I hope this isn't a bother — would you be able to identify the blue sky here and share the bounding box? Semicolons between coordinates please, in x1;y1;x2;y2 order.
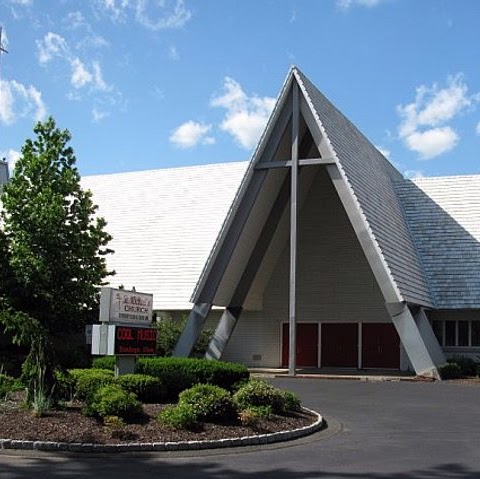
0;0;479;179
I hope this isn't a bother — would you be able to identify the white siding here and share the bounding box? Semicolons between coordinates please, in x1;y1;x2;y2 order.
223;167;390;367
296;70;433;307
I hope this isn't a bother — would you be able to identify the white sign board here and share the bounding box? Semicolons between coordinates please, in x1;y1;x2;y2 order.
99;287;153;325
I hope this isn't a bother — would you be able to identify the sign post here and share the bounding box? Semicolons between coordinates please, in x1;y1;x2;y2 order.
91;288;157;376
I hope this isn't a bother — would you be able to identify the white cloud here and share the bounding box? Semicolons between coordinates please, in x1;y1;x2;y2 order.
71;58;93;88
337;0;386;11
37;33;111;92
0;79;46;125
95;0;192;30
8;0;32;4
476;121;480;135
403;127;459;159
170;121;214;149
135;0;191;30
92;108;109;122
0;149;21;175
36;32;69;65
211;77;276;150
66;11;86;29
397;74;478;159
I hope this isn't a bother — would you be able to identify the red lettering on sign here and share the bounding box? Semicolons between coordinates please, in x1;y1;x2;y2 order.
117;327;134;340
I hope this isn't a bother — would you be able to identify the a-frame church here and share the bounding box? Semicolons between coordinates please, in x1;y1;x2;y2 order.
82;67;480;378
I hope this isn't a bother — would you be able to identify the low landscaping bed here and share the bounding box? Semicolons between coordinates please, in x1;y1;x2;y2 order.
0;358;318;447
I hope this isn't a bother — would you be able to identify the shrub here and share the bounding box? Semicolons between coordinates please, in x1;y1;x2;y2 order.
439;362;462;380
92;356;115;371
448;356;478;377
85;384;142;420
155;317;213;357
178;384;238;423
69;368;114;400
279;389;302;413
136;357;249;401
238;405;273;426
233;379;286;414
114;374;163;403
158;403;198;430
477;363;480;378
0;373;16;400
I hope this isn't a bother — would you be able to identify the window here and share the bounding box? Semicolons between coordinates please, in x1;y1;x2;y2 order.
458;321;469;346
432;319;480;347
472;321;480;347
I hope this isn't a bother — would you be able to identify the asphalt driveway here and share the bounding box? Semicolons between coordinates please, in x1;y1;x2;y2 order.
1;378;479;479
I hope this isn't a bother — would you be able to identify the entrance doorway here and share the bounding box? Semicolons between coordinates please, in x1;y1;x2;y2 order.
362;323;400;369
282;323;319;367
321;323;358;367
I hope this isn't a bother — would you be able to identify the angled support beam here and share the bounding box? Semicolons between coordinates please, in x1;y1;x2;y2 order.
193;99;293;305
386;302;441;379
205;307;242;360
205;175;291;360
413;307;446;367
173;303;211;357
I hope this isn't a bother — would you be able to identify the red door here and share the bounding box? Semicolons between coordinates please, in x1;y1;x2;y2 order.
282;323;319;367
362;323;400;369
321;323;358;368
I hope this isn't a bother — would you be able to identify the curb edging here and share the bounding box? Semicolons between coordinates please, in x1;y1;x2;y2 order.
0;407;323;454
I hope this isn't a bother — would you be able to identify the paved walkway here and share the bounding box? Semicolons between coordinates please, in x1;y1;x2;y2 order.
1;379;480;478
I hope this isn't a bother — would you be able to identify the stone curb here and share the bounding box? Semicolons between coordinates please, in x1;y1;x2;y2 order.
0;407;323;454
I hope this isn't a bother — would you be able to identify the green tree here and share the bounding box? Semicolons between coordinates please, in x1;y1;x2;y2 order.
0;117;114;403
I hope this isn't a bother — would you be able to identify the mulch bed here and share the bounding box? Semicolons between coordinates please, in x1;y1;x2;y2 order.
0;396;315;445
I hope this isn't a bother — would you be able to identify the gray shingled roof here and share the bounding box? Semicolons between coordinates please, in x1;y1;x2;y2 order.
295;69;434;307
395;175;480;309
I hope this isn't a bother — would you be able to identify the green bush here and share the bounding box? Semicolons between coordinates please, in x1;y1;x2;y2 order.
0;373;16;399
178;384;238;423
92;356;115;371
238;405;273;425
477;363;480;378
233;379;300;414
155;317;213;357
447;356;478;377
158;403;198;430
69;368;114;400
84;384;142;419
114;374;163;403
439;362;462;380
279;389;302;412
136;357;249;401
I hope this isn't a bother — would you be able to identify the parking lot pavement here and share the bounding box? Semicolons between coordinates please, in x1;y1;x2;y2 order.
1;379;480;479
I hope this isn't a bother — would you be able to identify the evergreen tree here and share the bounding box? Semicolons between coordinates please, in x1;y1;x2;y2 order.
0;117;114;403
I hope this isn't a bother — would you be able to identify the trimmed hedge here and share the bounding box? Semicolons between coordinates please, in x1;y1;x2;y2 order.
84;384;142;420
178;384;238;423
439;363;462;380
92;356;115;371
447;356;478;377
136;357;249;400
68;368;114;400
114;374;163;403
233;379;301;414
